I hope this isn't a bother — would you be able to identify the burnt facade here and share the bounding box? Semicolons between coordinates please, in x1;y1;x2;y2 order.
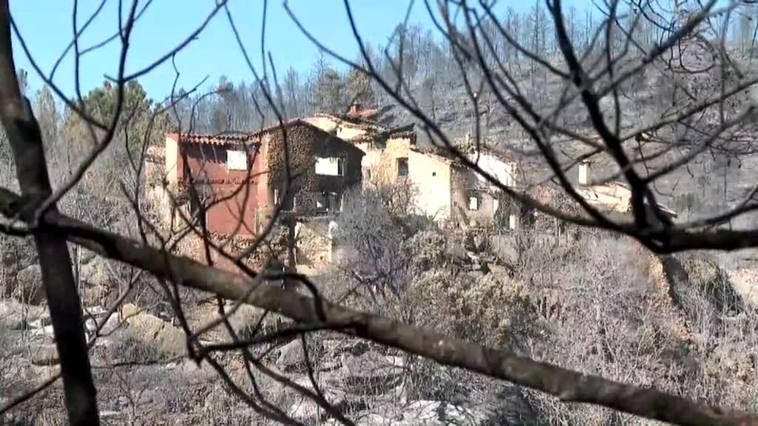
164;133;265;236
261;121;365;219
162;121;364;237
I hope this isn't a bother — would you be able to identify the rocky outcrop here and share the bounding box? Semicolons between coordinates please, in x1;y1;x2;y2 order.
276;339;306;371
339;351;405;395
120;303;185;357
0;299;47;330
29;344;59;366
727;267;758;307
657;254;745;316
77;256;111;288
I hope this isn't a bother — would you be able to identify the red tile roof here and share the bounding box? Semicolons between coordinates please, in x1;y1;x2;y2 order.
169;116;404;146
168;119;330;147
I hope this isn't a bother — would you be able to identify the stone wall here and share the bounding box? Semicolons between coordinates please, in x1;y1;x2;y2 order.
263;123;364;219
294;218;334;270
451;164;499;227
363;138;412;187
144;146;175;228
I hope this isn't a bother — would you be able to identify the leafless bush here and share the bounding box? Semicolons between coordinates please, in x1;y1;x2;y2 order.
335;183;427;307
509;231;758;423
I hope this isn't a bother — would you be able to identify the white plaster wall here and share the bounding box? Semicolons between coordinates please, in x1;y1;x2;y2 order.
408;150;452;221
165;136;179;185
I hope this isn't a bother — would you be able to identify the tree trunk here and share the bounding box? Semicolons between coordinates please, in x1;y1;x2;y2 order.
0;2;99;424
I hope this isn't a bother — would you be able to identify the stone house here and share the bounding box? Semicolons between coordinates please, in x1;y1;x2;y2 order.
304;107;520;228
303;108;416;186
451;151;518;228
574;161;678;221
162;132;264;236
393;145;519;227
156;120;364;237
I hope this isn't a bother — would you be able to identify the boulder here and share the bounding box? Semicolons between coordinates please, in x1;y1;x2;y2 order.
120;303;185;357
288;398;321;422
396;400;485;425
0;299;47;330
14;264;44;305
340;351;405;395
77;256;110;287
276;339;306;371
84;310;121;338
30;344;59;366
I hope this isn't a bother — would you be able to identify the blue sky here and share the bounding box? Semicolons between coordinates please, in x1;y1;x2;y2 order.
10;0;576;101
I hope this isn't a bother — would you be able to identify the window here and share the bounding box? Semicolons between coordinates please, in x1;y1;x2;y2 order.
226;150;247;170
397;157;409;177
468;195;479;211
509;214;519;230
315;157;345;176
317;193;328;210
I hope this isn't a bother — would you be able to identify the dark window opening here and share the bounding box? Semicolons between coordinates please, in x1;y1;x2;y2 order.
397;157;409;177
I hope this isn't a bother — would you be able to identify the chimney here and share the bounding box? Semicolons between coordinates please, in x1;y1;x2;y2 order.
349;102;362;116
578;161;591;186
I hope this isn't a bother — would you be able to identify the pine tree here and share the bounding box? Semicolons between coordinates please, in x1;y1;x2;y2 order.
345;68;375;108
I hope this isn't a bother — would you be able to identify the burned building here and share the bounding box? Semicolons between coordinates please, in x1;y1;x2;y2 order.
303;109;416;186
304;108;520;228
260;120;365;218
392;145;519;228
573;160;678;222
162;132;264;236
158;120;364;237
